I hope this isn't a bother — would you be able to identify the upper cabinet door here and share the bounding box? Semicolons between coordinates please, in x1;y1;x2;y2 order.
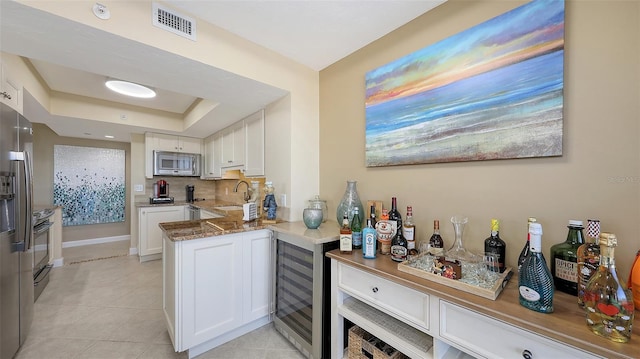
221;121;245;168
244;110;265;177
0;61;23;113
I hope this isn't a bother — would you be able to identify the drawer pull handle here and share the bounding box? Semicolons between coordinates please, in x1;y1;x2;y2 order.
522;349;533;359
372;287;378;293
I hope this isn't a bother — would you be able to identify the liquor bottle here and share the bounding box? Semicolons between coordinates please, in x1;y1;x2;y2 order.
390;226;407;262
518;223;554;313
484;219;506;273
403;206;416;255
584;233;634;343
339;213;352;254
428;220;444;256
628;249;640;310
351;207;363;249
388;197;402;236
577;219;601;308
362;218;377;259
377;209;392;255
550;220;585;295
517;217;537;272
369;205;377;228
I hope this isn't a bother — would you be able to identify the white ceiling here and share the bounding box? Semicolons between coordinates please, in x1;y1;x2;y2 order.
1;0;445;143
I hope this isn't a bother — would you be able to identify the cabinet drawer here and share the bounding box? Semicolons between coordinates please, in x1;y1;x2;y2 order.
338;262;429;331
439;300;602;359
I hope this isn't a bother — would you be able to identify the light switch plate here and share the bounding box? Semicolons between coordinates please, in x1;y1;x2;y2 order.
280;194;286;207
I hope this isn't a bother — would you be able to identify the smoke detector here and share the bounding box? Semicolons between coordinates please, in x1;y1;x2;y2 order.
152;3;196;41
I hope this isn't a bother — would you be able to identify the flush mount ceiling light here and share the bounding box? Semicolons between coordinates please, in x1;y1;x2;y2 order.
105;79;156;98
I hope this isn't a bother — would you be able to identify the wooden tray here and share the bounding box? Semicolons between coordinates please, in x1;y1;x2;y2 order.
397;253;513;300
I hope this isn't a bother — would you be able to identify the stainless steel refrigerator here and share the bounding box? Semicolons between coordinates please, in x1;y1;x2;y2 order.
0;102;34;359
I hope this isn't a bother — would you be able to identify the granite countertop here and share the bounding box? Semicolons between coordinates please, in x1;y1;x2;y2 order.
136;199;244;216
160;219;340;244
160;218;279;241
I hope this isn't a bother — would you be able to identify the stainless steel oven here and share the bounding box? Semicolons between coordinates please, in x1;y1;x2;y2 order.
32;208;54;301
273;231;338;359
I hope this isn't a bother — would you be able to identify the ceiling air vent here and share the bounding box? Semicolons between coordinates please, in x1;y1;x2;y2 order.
152;3;196;41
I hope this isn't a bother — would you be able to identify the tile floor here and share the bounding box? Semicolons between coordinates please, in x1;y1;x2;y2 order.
16;241;306;359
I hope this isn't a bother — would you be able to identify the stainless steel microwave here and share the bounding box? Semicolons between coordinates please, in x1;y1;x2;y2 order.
153;151;201;176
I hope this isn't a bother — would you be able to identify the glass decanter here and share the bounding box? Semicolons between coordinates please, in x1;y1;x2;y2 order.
446;215;481;263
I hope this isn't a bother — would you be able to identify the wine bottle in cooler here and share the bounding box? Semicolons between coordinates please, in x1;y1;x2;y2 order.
519;223;554;313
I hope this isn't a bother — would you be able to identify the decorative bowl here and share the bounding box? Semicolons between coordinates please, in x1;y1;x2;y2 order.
303;208;323;229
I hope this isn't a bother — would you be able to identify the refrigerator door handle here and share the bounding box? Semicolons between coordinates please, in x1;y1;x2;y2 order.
24;151;33;251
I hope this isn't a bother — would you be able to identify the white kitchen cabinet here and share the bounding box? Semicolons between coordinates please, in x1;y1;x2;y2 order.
220;120;245;168
145;132;203;178
243;110;265;177
163;229;272;357
138;205;185;262
202;132;222;179
0;60;22;112
153;133;202;153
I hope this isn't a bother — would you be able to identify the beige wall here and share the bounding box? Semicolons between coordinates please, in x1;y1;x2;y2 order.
319;0;640;276
33;123;131;242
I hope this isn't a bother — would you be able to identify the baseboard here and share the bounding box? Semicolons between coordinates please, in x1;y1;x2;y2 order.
62;235;130;248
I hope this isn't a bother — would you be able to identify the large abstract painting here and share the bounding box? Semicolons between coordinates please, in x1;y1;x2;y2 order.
365;0;564;167
53;145;125;226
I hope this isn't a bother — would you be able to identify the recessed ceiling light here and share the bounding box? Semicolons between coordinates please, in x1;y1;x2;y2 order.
105;79;156;98
104;135;115;139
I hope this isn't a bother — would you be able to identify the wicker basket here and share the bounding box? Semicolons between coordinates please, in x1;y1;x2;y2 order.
348;325;409;359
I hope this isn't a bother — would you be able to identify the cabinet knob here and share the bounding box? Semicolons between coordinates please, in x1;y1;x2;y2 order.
1;91;11;99
372;287;378;293
522;349;533;359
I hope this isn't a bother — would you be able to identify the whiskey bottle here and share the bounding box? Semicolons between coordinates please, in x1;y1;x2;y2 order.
550;220;585;295
351;207;363;249
428;220;444;256
484;219;506;273
388;197;402;236
403;206;416;254
339;213;352;254
584;233;634;343
390;226;407;262
362;218;377;259
377;209;392;255
577;219;600;307
519;223;554;313
517;217;537;272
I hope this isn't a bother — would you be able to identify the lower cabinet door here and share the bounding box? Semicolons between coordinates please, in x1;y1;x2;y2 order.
439;300;602;359
139;206;185;257
243;230;271;323
181;233;244;348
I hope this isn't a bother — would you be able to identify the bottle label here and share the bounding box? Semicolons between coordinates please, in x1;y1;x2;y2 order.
403;226;415;241
519;285;541;301
340;234;352;252
379;239;391;255
363;231;376;258
352;232;363;247
390;245;407;262
554;258;578;283
428;246;444;256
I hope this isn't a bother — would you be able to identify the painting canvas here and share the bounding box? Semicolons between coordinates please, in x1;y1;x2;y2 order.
53;145;125;226
365;0;564;167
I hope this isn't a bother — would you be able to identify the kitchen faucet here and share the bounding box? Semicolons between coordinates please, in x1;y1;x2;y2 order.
233;180;252;202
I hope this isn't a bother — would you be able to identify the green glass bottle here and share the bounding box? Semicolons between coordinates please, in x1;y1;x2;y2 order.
351;207;362;249
519;223;554;313
550;220;585;295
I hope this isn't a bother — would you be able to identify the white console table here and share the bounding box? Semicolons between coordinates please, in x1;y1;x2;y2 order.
328;250;639;359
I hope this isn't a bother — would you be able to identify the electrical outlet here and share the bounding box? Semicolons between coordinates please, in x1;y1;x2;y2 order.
134;184;144;192
280;194;286;207
225;187;228;195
